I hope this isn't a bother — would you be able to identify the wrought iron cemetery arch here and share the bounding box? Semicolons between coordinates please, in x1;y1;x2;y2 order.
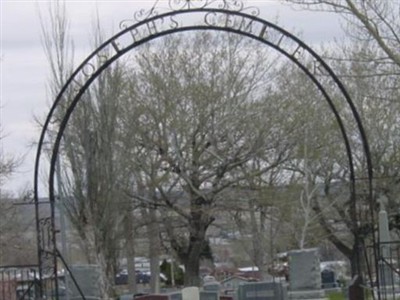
34;1;375;299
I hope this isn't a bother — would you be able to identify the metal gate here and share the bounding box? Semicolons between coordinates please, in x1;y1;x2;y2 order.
33;0;377;299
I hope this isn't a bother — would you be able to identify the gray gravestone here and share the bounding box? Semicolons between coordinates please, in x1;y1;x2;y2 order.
169;292;183;300
66;264;101;300
119;294;134;300
321;269;337;289
203;282;220;292
200;290;219;300
288;249;326;299
237;281;287;300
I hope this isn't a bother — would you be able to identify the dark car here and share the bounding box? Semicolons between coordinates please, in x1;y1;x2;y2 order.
115;270;151;285
136;272;151;284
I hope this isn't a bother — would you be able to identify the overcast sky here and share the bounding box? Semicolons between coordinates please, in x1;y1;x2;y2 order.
1;0;344;196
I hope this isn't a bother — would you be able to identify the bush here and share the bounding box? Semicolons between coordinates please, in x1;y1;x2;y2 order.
159;259;184;286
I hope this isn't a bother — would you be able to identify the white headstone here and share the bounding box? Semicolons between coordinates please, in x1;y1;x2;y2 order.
378;195;395;289
182;286;199;300
378;195;391;258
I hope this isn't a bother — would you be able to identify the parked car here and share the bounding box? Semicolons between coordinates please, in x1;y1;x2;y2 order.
136;272;150;284
115;270;151;285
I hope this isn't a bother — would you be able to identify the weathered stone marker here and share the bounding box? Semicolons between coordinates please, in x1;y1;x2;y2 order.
237;281;287;300
288;248;326;299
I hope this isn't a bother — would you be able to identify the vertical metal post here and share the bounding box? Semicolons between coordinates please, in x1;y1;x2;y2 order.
56;156;70;300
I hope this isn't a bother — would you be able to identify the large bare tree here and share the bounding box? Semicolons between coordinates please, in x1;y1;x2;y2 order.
118;32;298;285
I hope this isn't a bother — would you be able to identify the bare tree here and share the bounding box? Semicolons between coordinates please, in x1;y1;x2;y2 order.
118;31;297;286
39;2;133;298
0;137;19;190
229;188;279;278
262;59;366;274
284;0;400;68
58;61;132;298
0;126;29;265
0;198;37;266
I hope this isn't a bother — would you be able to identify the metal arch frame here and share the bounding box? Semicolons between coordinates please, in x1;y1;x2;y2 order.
34;6;375;300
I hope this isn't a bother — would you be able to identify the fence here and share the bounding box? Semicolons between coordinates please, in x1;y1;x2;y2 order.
0;265;39;300
365;241;400;300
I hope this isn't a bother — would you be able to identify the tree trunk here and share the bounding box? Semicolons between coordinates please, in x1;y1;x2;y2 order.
249;202;267;278
125;211;137;294
184;251;201;287
142;206;161;293
182;221;207;286
95;247;114;299
313;197;364;283
149;209;161;293
85;224;114;299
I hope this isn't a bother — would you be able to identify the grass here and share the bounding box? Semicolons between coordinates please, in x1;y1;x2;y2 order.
327;290;400;300
327;291;345;300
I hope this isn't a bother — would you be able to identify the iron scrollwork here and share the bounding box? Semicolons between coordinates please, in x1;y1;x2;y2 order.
169;0;210;10
120;0;259;29
39;217;52;249
168;0;257;13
